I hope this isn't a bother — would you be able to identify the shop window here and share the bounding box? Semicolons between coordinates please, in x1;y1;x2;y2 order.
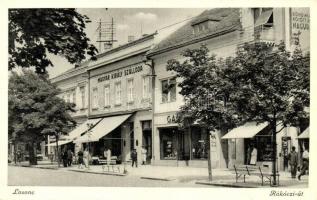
161;77;176;103
115;82;121;105
191;127;208;160
159;128;179;160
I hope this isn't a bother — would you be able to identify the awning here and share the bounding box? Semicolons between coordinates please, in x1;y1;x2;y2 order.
222;122;269;139
74;114;132;143
45;118;102;146
46;140;72;147
254;10;273;27
65;118;102;140
297;127;309;139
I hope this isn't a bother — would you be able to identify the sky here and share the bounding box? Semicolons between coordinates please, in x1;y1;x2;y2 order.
47;8;205;78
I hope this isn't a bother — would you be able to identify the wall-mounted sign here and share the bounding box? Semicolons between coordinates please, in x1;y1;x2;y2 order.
97;65;143;83
290;8;310;50
167;114;179;124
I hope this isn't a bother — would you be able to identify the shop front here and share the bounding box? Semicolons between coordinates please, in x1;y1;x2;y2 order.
153;112;225;168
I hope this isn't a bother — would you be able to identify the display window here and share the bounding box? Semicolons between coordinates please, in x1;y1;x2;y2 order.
191;127;208;160
159;128;181;160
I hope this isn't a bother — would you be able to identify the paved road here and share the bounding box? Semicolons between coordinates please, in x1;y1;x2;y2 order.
8;166;207;187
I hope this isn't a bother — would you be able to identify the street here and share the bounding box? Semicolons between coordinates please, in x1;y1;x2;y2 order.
8;166;206;187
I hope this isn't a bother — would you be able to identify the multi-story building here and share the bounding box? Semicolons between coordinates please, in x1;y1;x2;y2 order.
146;8;310;170
49;8;309;170
73;33;156;164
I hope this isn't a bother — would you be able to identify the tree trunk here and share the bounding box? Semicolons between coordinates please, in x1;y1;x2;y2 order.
272;119;278;186
207;131;212;181
28;142;37;165
55;135;60;167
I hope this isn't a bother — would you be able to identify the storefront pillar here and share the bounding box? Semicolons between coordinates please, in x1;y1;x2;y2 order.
121;123;131;162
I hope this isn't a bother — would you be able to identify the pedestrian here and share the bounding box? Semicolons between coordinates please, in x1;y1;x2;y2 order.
67;149;73;166
288;146;299;179
250;145;257;165
298;148;309;180
106;148;111;166
77;149;84;169
246;144;252;165
131;149;138;168
141;146;147;165
62;150;68;167
83;148;90;168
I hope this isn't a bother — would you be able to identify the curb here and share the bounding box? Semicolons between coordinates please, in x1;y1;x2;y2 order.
140;176;176;181
68;169;127;176
12;165;59;170
195;181;257;188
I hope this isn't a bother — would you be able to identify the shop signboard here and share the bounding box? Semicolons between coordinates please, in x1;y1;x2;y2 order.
209;132;217;152
290;8;310;50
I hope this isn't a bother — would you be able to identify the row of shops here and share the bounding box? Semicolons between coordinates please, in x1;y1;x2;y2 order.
42;8;310;171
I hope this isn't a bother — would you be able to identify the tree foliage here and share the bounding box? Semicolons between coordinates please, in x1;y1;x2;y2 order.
166;42;309;132
9;9;98;74
9;70;76;164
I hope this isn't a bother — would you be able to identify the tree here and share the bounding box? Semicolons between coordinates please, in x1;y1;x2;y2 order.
9;9;97;74
9;70;76;165
167;42;309;184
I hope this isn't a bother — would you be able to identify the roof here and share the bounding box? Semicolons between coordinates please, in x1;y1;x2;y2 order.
147;8;241;56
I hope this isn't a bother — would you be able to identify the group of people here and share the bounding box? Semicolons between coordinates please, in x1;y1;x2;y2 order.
288;146;309;180
77;148;90;169
61;149;73;167
130;147;147;168
246;144;258;165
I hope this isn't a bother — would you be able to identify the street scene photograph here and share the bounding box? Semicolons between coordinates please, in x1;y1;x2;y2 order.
7;7;310;189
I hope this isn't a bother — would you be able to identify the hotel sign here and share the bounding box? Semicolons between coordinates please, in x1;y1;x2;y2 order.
97;65;143;83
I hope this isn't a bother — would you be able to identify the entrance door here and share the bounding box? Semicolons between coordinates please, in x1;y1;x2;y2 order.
142;130;152;164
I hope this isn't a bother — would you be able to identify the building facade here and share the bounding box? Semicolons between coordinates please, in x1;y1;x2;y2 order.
49;8;309;170
72;33;156;165
146;8;310;170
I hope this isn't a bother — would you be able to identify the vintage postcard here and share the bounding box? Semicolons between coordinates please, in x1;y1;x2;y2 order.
1;0;316;200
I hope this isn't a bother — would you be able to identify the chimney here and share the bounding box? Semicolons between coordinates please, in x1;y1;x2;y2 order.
128;35;135;42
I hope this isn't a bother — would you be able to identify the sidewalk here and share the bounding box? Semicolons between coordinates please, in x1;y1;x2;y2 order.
10;163;308;188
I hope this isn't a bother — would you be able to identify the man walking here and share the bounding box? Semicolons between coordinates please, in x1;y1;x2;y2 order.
288;146;299;179
298;148;309;180
131;149;138;168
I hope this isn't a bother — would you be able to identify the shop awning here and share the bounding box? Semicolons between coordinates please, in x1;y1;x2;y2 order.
46;140;72;147
74;114;132;143
45;118;102;146
65;118;102;140
222;122;269;139
297;127;309;139
254;10;273;27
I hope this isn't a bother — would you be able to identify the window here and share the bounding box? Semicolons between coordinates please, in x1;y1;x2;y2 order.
191;127;208;160
142;76;150;99
115;82;121;105
104;85;110;107
161;77;176;103
79;86;85;109
127;79;134;103
92;88;98;109
67;93;71;103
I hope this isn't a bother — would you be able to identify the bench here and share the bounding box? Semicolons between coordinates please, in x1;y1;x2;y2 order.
102;164;121;173
233;165;279;186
